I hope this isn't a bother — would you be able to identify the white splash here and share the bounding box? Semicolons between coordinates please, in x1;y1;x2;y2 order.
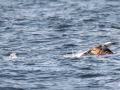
63;50;85;58
9;53;17;59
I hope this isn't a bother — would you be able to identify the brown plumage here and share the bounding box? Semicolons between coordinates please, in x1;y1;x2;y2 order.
84;44;114;55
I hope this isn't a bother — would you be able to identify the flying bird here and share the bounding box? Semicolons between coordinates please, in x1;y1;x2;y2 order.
83;42;117;55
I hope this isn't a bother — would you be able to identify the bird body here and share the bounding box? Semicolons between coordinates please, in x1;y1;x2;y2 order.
84;42;116;55
9;53;17;59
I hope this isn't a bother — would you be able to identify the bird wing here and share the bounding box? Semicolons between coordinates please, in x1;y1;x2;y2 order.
83;48;91;55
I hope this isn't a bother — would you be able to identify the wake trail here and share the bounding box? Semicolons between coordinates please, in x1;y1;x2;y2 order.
63;50;85;58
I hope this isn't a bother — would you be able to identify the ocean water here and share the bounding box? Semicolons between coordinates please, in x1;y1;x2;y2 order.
0;0;120;90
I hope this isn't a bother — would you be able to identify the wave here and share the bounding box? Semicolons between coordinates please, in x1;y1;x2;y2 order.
63;50;85;58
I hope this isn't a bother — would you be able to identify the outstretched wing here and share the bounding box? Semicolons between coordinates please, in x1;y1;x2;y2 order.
83;48;91;55
102;42;117;47
104;48;113;54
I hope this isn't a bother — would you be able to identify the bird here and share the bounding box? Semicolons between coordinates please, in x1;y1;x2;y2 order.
83;42;117;55
9;53;17;59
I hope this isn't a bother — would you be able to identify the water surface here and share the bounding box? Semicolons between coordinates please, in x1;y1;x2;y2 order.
0;0;120;90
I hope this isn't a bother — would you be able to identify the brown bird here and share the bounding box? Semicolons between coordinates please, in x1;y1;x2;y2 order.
83;42;117;55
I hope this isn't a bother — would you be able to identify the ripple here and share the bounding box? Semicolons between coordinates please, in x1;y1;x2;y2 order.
29;40;51;43
111;25;120;29
57;24;73;29
80;73;104;78
63;43;78;47
0;87;24;90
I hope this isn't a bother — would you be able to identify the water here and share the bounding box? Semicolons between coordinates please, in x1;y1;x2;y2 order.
0;0;120;90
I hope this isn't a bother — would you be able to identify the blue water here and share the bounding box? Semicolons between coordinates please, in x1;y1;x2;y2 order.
0;0;120;90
